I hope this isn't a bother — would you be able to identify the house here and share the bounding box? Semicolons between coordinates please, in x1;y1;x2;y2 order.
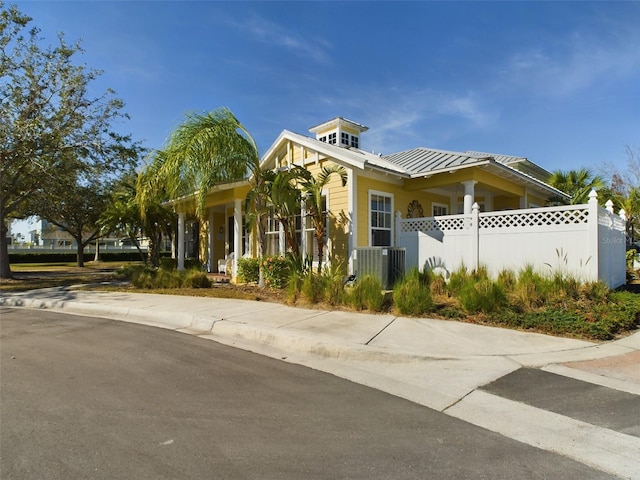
171;117;626;288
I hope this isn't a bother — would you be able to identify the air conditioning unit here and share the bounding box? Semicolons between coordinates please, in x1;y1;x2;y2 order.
353;247;405;290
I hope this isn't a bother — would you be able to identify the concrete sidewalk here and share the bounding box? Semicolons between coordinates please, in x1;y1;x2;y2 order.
2;287;639;478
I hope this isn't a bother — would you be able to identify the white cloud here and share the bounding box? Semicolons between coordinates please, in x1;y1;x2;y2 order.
222;13;332;65
500;29;640;98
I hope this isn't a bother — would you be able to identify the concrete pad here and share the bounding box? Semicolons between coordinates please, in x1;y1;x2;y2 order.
283;311;396;345
510;343;636;367
369;316;595;357
446;390;640;479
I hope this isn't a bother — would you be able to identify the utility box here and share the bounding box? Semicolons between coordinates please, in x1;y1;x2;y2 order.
353;247;405;290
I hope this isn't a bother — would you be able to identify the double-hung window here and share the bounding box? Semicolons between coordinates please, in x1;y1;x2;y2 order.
370;191;393;246
265;207;280;255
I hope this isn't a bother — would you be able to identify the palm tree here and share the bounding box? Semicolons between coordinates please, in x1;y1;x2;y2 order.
137;108;282;276
269;168;304;260
548;168;605;205
136;108;259;220
296;165;347;272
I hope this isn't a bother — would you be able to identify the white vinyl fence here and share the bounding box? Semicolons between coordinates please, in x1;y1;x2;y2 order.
396;190;627;289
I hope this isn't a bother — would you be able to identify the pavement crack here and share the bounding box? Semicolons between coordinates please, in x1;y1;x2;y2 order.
365;317;397;346
442;389;476;413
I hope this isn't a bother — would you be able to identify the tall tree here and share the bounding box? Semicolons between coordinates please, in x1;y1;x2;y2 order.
547;168;605;205
35;175;111;267
0;3;138;277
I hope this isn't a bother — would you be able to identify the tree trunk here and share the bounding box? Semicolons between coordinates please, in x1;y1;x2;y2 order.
76;241;85;267
0;220;12;279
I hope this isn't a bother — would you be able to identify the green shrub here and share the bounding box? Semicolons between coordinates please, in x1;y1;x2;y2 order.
184;272;212;288
510;265;550;310
237;257;260;283
159;257;178;271
393;268;434;316
321;263;347;306
301;271;326;304
261;256;290;289
458;278;506;314
447;265;472;297
347;275;385;311
156;269;184;288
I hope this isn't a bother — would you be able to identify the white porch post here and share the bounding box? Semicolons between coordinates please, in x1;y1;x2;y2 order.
462;180;477;215
587;189;599;282
177;212;185;271
207;209;214;273
347;168;357;275
233;199;241;279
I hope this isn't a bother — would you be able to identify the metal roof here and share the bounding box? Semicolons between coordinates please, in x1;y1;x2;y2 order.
464;151;527;165
381;148;493;176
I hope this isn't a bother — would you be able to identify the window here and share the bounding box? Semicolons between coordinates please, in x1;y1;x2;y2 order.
328;132;336;145
319;136;327;143
341;132;349;146
265;207;280;255
432;203;448;217
370;192;393;246
350;135;359;148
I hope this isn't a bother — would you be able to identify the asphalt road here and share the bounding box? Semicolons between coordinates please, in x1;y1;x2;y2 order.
1;307;616;480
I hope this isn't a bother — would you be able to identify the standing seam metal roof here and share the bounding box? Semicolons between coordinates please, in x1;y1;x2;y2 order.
382;148;493;175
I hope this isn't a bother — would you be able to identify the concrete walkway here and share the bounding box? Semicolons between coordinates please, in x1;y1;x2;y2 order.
2;287;639;479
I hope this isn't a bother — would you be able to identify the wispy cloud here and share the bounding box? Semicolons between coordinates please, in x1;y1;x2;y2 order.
337;87;498;154
222;12;332;65
500;28;640;98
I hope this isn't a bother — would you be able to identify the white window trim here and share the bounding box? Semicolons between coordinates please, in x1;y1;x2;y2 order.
432;202;449;217
368;189;394;247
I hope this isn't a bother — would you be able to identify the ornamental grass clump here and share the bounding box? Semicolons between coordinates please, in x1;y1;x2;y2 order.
393;268;434;316
347;275;385;311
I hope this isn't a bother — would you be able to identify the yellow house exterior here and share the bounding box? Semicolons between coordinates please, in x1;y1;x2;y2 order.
172;117;567;279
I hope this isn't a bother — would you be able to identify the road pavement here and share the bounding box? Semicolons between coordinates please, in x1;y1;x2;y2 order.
1;308;620;480
1;286;639;478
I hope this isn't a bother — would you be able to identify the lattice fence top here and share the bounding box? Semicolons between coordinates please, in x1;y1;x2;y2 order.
479;207;589;229
399;215;469;233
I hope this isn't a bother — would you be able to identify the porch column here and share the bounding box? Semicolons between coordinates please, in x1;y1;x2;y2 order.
177;212;185;271
207;209;214;273
233;198;242;278
462;180;477;215
347;168;357;274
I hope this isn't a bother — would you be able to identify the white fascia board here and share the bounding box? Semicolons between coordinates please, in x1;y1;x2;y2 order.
164;179;248;208
486;162;570;199
260;130;368;171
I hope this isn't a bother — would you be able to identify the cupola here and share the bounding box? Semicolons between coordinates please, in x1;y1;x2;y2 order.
308;117;368;149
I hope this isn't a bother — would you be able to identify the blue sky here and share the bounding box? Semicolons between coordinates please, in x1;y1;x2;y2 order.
10;1;640;236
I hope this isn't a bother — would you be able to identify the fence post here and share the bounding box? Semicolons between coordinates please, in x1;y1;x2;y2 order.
471;202;480;271
587;189;599;283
